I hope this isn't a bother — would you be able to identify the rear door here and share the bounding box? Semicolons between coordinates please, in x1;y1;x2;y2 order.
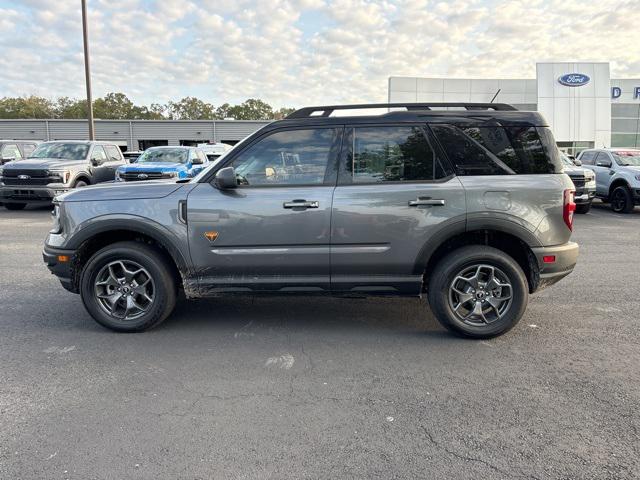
186;126;342;293
330;125;466;295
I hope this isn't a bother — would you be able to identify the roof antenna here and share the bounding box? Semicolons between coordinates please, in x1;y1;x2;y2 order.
490;89;501;103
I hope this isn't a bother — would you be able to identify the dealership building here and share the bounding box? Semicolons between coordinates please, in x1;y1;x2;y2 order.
0;119;270;151
389;62;640;156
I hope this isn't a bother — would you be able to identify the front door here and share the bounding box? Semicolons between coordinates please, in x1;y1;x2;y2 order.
89;145;111;183
330;125;466;295
187;127;342;293
593;151;614;196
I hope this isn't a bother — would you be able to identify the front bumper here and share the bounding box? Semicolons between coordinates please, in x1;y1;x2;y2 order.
531;242;579;291
43;245;78;293
1;185;69;204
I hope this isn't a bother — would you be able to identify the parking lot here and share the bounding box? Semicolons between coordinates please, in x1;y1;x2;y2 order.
0;202;638;479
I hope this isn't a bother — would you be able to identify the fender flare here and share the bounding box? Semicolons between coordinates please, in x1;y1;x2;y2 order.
66;214;189;271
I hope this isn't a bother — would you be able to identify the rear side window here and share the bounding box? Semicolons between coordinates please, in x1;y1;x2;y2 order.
431;124;561;175
343;126;452;183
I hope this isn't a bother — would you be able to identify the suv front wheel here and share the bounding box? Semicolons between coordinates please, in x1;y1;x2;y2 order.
610;186;634;214
428;246;529;338
80;241;177;332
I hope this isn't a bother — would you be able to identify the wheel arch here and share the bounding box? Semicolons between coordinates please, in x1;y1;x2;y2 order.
66;218;189;293
609;177;631;195
418;224;541;294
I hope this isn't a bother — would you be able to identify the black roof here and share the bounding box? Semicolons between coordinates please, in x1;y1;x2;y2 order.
278;103;547;128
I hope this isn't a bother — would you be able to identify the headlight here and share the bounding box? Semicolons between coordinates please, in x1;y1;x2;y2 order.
50;202;62;234
165;171;178;178
48;169;70;184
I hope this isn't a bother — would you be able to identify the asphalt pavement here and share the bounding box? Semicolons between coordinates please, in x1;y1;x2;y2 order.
0;201;639;479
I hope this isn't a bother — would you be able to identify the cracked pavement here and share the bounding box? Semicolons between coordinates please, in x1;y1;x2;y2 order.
0;202;639;479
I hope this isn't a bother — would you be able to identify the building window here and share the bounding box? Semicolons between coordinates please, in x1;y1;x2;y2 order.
180;140;208;146
138;140;169;150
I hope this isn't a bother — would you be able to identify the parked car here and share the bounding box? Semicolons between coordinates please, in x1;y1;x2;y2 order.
577;148;640;213
0;140;125;210
0;140;40;165
123;150;143;163
43;102;578;338
115;146;209;182
560;152;596;213
197;142;233;161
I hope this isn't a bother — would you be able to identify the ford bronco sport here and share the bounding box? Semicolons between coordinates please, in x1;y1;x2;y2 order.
43;103;579;338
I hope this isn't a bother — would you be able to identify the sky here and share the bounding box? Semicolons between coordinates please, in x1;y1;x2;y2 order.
0;0;639;108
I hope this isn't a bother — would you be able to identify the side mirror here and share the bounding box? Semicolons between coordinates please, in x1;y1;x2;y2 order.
573;159;582;166
214;166;237;189
1;156;16;163
596;160;612;168
192;157;203;165
91;158;102;167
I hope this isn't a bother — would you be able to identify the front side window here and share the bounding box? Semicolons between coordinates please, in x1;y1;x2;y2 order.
22;144;36;156
104;145;122;161
347;126;450;183
230;128;337;186
579;151;596;165
29;143;89;161
595;152;612;167
91;146;107;162
137;148;189;164
1;144;22;159
431;124;560;175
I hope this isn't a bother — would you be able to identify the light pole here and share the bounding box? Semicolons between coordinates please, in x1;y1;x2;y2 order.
81;0;95;140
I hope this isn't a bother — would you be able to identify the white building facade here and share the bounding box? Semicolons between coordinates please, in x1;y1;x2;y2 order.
389;62;640;156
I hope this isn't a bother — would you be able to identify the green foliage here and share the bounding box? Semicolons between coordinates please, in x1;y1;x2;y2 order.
0;93;296;121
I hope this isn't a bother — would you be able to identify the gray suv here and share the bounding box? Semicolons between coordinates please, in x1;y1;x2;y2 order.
43;103;579;338
576;148;640;213
1;140;125;210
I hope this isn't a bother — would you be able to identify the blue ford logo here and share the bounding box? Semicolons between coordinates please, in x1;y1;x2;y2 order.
558;73;590;87
137;173;148;179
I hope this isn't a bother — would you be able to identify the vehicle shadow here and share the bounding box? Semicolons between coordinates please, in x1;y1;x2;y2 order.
160;294;450;339
589;199;640;216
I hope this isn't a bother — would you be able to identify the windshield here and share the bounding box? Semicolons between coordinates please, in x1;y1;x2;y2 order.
136;148;189;164
613;151;640;166
29;143;89;160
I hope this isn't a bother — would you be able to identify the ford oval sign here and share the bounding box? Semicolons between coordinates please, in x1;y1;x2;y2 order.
558;73;590;87
137;173;149;179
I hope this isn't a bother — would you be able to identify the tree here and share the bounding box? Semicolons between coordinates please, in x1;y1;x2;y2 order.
274;107;295;120
166;96;215;120
0;95;55;118
226;98;274;120
54;97;87;119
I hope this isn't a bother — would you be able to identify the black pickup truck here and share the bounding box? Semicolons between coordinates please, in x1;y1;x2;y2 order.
560;152;596;214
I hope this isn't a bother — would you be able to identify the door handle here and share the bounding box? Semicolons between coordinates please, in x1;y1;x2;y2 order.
283;200;319;209
408;198;445;206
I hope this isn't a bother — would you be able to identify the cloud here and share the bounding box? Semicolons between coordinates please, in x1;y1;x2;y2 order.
0;0;639;108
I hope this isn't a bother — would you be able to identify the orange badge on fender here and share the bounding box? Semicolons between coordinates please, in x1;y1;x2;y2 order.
204;231;219;242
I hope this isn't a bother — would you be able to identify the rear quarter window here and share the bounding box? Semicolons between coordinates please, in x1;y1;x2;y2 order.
430;124;562;175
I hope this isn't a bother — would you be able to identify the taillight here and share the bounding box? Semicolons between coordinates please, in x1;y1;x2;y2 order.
563;189;576;231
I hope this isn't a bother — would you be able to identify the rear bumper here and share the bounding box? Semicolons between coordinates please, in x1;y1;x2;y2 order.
43;245;78;293
531;242;579;291
1;185;69;204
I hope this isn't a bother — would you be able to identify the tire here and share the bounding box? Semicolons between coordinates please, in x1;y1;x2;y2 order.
610;186;634;214
80;241;177;332
575;202;592;214
4;203;26;210
427;245;529;339
74;180;88;188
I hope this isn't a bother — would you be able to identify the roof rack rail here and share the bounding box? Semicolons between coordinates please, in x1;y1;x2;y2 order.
286;102;517;118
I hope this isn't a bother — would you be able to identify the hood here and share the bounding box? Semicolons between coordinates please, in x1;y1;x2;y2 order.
620;165;640;172
3;158;86;170
121;162;186;171
57;180;184;202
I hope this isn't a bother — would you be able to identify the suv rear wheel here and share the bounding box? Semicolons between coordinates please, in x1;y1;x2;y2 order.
428;246;528;339
80;241;177;332
610;186;634;214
